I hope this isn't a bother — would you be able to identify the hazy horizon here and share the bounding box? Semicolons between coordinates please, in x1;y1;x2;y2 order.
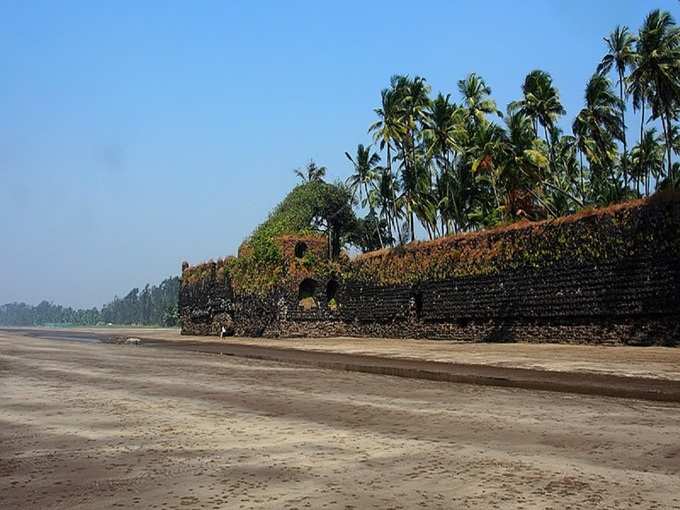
2;0;675;308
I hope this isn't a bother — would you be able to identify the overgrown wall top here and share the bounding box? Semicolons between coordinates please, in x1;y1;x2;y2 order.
345;193;680;285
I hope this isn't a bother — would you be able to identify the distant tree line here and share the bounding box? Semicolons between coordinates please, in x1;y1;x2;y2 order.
0;276;180;327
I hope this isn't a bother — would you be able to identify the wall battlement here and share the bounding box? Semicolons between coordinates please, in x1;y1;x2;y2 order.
179;194;680;345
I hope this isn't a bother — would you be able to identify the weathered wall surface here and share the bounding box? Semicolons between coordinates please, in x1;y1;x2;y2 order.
179;195;680;345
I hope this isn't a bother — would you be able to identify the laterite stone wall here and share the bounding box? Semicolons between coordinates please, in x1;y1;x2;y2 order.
179;195;680;345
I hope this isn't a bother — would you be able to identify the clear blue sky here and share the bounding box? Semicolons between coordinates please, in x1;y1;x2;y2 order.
1;0;676;308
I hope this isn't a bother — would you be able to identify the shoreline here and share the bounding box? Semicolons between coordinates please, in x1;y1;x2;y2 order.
6;326;680;403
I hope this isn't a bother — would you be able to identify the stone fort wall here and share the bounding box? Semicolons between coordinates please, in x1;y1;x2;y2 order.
179;195;680;345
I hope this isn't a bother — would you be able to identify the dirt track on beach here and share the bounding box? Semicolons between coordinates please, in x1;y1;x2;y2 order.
1;331;680;509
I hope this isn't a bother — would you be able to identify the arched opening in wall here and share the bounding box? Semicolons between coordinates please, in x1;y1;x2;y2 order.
413;291;424;320
294;241;308;259
298;278;317;310
326;279;339;310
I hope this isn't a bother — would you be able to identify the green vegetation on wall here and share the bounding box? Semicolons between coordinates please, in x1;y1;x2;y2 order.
346;194;680;286
183;181;356;294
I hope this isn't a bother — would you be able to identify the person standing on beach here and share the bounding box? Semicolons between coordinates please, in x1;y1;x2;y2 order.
220;325;226;339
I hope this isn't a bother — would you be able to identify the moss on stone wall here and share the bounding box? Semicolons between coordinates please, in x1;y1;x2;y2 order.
182;181;353;295
344;192;680;286
180;192;680;343
182;192;679;301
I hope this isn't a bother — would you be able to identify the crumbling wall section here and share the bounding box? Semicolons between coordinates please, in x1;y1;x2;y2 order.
180;195;680;345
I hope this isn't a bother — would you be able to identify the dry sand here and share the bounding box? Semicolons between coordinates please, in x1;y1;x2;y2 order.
34;326;680;381
1;331;679;509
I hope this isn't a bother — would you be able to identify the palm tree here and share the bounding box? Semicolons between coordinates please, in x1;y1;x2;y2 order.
547;133;583;214
627;68;650;190
423;93;464;234
457;73;501;126
345;144;383;247
509;70;566;147
294;160;327;182
399;144;430;241
496;110;550;219
468;121;507;214
630;9;680;188
345;144;381;207
669;123;680;158
369;86;404;242
572;74;624;189
424;93;462;166
373;166;402;243
597;26;637;186
631;128;665;194
389;75;431;241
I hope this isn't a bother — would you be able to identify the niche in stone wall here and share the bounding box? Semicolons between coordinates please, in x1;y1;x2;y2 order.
294;241;308;259
298;278;317;310
326;278;339;310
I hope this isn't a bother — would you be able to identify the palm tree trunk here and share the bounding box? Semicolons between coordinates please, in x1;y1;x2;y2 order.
543;124;555;176
424;221;432;240
367;182;384;249
663;108;674;189
640;100;647;196
645;169;650;196
579;149;585;199
386;144;403;245
619;70;628;188
443;155;450;237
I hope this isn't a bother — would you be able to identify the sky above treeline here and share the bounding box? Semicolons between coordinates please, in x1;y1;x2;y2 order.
1;0;677;308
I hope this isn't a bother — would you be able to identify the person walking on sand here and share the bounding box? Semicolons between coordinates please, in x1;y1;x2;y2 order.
220;325;226;339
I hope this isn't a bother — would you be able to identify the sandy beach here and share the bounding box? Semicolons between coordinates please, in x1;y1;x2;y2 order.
1;330;679;509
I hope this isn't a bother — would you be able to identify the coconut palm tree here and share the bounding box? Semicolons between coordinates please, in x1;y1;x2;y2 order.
372;166;402;243
544;132;586;215
457;73;502;126
669;123;680;158
390;75;432;241
468;121;507;215
497;110;550;219
631;128;665;194
345;144;381;207
369;87;404;242
509;70;566;148
423;93;465;234
597;25;637;186
627;68;651;189
630;9;680;187
345;144;384;247
423;93;462;167
294;160;327;182
572;74;624;187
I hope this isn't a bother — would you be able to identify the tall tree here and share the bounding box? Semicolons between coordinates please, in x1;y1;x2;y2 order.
597;25;637;186
630;9;680;188
573;74;624;194
294;160;327;182
423;93;463;234
391;75;432;241
345;144;381;208
509;70;566;151
457;73;501;126
631;128;665;194
369;87;404;242
373;166;402;242
345;144;383;247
